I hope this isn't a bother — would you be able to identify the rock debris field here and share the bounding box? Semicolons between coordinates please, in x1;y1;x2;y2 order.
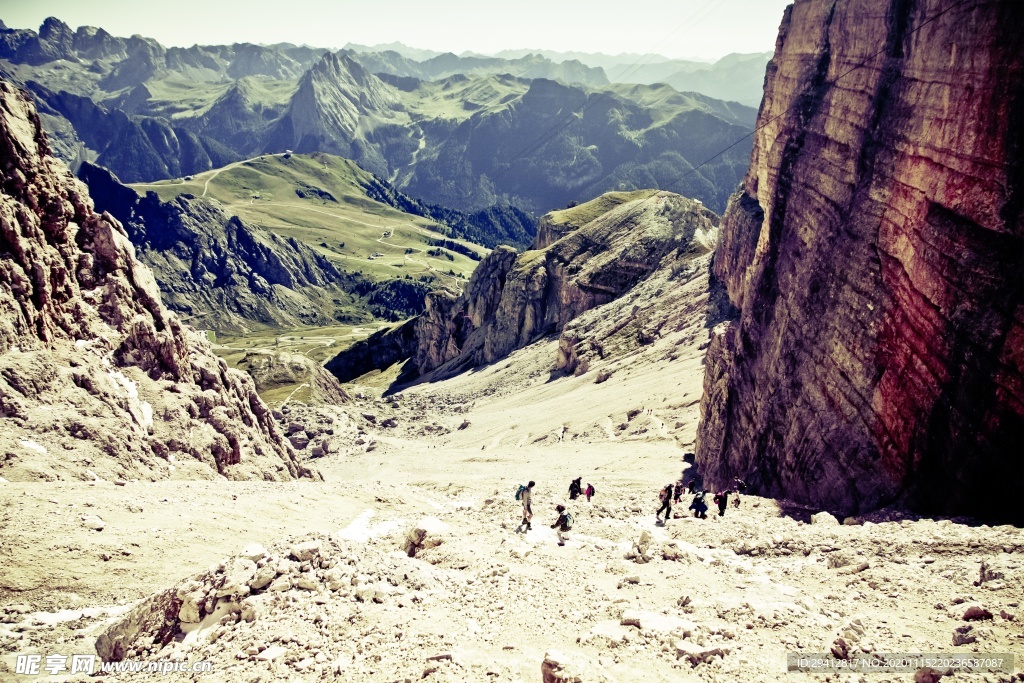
1;342;1023;683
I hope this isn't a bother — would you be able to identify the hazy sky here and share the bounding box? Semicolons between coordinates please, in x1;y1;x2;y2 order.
0;0;792;61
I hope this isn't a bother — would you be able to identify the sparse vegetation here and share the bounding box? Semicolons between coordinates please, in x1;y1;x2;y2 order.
426;247;455;261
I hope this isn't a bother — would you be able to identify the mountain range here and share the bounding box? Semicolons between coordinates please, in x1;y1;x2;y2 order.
1;18;758;224
343;43;769;106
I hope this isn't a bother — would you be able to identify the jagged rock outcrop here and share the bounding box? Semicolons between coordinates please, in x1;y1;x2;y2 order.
0;18;313;85
79;162;362;334
326;191;720;384
0;80;316;482
695;0;1023;523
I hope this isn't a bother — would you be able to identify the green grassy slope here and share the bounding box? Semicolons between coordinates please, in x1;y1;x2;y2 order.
545;190;658;230
132;152;488;286
400;74;530;122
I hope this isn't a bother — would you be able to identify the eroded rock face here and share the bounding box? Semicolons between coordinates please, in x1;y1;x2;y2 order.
0;80;313;482
326;191;721;383
418;192;720;377
695;0;1023;522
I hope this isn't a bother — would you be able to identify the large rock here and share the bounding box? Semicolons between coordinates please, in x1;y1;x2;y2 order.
541;650;583;683
0;80;314;483
95;586;181;661
695;0;1024;523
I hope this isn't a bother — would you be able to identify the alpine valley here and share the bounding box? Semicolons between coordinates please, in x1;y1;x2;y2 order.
0;2;1022;683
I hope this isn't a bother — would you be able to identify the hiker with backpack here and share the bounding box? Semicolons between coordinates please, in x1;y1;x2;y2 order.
568;477;582;500
516;481;536;531
655;483;673;523
585;482;595;502
733;478;746;508
673;481;684;504
714;490;730;517
551;504;573;546
689;490;708;519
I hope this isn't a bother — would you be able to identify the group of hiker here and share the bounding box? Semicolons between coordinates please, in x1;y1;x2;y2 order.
567;477;595;502
515;473;749;544
662;476;746;522
515;476;595;546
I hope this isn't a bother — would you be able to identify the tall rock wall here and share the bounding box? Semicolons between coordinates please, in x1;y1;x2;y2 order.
696;0;1023;522
0;80;314;482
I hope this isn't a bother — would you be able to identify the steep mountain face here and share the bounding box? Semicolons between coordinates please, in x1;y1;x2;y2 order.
269;53;401;174
695;0;1024;523
326;191;720;383
193;77;292;153
79;163;364;334
402;78;752;214
0;80;314;482
25;80;242;182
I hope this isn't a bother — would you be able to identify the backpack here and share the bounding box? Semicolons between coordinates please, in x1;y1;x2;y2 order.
515;484;526;501
563;512;574;530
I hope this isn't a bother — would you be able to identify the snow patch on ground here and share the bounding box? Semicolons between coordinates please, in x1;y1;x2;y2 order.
416;516;449;534
336;510;404;542
18;439;46;454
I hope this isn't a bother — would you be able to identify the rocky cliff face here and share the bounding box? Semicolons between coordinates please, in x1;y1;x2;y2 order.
0;80;314;482
79;162;361;334
326;191;720;384
695;0;1023;522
